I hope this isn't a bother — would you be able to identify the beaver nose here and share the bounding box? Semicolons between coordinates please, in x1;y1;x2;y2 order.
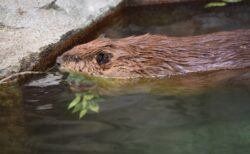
56;56;63;66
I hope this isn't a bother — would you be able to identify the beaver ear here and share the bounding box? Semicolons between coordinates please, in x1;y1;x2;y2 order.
98;33;107;39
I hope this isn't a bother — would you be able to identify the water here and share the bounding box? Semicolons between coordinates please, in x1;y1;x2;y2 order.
1;1;250;154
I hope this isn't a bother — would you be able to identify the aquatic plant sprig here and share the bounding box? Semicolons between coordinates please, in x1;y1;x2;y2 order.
205;0;243;8
68;91;104;119
66;73;104;118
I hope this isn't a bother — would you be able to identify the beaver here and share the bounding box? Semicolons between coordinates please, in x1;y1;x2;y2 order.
58;29;250;79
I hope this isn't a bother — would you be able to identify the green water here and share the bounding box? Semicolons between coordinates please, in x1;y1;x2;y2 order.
1;1;250;154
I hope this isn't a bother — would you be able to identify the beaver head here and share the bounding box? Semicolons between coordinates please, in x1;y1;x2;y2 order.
58;30;250;79
59;35;178;78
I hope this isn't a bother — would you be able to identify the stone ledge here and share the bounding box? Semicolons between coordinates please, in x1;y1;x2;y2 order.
0;0;123;79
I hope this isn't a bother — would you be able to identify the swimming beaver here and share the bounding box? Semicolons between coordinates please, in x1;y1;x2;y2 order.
58;29;250;79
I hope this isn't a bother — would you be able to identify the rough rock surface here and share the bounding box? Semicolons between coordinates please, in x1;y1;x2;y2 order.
0;0;123;79
125;0;207;6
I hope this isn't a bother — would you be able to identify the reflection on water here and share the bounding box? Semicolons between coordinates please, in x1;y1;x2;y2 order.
1;1;250;154
6;75;250;154
1;68;248;154
0;85;30;154
65;69;250;118
71;68;250;96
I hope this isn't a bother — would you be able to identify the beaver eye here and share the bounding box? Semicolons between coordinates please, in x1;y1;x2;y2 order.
96;52;110;65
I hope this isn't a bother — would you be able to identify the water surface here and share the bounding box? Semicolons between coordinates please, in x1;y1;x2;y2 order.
1;1;250;154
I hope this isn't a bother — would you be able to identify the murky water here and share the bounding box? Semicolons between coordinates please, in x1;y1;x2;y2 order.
1;1;250;154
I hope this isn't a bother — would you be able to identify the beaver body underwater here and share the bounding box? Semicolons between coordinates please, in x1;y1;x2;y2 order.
59;29;250;79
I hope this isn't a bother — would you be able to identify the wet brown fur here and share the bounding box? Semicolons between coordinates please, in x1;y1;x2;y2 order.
60;29;250;78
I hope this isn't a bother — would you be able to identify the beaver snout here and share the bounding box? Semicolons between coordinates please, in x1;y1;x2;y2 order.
57;54;83;66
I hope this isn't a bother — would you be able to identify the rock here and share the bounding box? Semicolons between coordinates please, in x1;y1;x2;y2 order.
125;0;207;6
0;0;123;79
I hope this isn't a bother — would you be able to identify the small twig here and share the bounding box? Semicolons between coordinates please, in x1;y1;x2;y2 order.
46;65;58;72
0;71;46;85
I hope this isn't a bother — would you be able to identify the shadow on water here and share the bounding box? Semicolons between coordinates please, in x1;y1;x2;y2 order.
1;1;250;154
100;0;250;38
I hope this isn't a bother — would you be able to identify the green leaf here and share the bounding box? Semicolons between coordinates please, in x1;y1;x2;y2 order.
222;0;242;3
89;101;99;113
84;94;94;101
68;94;81;109
82;99;88;109
205;2;226;8
72;103;82;113
79;109;87;119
